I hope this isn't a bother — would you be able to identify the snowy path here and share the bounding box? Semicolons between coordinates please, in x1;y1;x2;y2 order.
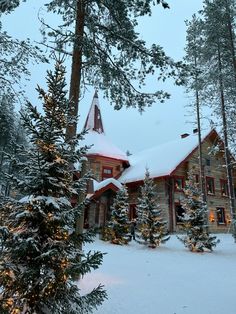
79;235;236;314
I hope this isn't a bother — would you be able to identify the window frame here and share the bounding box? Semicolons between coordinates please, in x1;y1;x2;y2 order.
102;166;113;180
216;207;226;225
206;176;215;195
174;176;185;192
220;179;229;197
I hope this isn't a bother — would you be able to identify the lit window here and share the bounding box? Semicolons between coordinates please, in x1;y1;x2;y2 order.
206;177;215;195
220;179;228;197
174;177;184;191
216;208;226;224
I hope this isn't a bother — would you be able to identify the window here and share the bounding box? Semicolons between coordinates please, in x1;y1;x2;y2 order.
220;179;229;197
216;207;226;225
205;158;211;167
175;203;185;224
102;166;113;180
174;177;184;191
206;177;215;195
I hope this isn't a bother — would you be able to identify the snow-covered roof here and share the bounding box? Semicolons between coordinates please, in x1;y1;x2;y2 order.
93;178;123;192
119;130;214;184
83;130;129;162
87;178;123;199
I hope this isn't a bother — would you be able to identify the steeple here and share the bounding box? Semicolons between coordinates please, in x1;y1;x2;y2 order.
83;91;104;134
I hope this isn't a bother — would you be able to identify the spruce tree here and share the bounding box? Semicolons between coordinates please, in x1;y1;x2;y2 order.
0;96;28;196
0;95;15;194
136;169;169;248
108;186;130;245
178;171;219;252
0;60;106;314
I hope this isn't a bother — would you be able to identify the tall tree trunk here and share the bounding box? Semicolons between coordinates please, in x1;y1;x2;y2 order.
224;0;236;83
66;0;86;141
194;58;206;204
217;43;236;241
66;1;87;265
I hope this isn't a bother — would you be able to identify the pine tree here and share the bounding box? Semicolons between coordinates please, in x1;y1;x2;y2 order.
108;186;130;245
0;97;29;197
0;0;22;13
184;15;207;206
136;169;169;248
0;60;106;314
0;20;47;101
185;0;236;240
178;171;219;252
0;95;15;181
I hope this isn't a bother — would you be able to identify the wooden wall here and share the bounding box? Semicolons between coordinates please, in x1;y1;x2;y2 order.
88;155;127;181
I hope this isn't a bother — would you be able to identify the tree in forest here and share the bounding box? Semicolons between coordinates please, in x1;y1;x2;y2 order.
184;0;236;240
0;60;106;314
136;169;169;248
0;95;15;168
0;22;47;101
178;171;219;252
184;15;207;206
107;186;130;245
0;96;28;197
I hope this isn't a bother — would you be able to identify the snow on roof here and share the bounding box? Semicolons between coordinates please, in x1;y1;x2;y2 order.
82;130;129;162
93;178;123;192
119;131;212;184
87;178;123;199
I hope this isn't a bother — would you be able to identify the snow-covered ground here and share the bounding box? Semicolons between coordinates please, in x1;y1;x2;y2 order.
79;234;236;314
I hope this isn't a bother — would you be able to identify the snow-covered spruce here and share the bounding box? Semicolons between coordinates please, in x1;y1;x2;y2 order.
0;60;106;314
107;185;130;245
0;95;28;197
178;171;219;252
136;169;169;248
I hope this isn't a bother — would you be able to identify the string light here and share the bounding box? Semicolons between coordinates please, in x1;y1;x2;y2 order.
11;308;21;314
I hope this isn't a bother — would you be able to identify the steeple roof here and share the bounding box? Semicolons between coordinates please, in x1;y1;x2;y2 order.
82;91;129;163
83;90;104;134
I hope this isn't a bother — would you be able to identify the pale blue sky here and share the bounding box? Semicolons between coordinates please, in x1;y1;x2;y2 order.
3;0;206;154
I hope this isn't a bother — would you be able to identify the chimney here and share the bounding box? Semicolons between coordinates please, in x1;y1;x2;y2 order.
181;133;190;139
